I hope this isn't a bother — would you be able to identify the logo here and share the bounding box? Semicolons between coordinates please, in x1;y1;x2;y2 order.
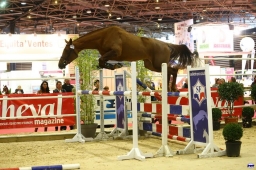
116;80;124;100
192;78;206;106
247;163;254;168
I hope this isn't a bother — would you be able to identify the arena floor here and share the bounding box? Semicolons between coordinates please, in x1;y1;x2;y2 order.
0;126;255;170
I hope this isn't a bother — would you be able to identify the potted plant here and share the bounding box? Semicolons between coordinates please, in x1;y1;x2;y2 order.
212;108;222;130
241;107;254;128
74;49;99;138
222;123;243;157
217;82;244;124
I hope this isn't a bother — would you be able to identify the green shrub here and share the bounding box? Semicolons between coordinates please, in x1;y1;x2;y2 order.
222;123;243;141
212;108;222;121
242;107;254;118
217;82;244;117
251;84;256;101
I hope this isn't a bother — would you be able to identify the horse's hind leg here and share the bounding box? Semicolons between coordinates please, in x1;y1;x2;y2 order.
167;67;179;92
99;50;123;70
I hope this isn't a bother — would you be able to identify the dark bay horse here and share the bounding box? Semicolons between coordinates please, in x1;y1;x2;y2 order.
58;26;199;91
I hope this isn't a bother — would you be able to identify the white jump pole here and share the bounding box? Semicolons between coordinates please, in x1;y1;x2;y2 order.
117;62;153;161
95;69;109;140
65;66;93;143
156;63;173;157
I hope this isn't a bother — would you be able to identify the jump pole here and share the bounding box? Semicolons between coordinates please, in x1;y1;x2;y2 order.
0;164;80;170
95;69;109;140
118;62;153;161
155;63;173;157
65;66;93;143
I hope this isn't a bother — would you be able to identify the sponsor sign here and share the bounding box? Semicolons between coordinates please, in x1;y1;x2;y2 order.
115;74;125;128
0;93;75;129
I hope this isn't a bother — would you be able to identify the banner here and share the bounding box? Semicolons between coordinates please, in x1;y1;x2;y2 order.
177;88;243;117
115;74;125;129
196;25;234;52
174;19;194;52
0;93;75;129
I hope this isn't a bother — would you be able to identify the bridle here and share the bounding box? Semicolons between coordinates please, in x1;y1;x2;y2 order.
62;44;77;66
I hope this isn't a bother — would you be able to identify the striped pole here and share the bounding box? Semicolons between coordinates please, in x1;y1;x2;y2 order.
168;134;191;142
136;78;162;101
0;164;80;170
167;92;188;97
147;131;191;142
79;90;132;96
138;113;190;124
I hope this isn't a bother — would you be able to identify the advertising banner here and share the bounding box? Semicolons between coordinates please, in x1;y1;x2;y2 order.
174;19;194;52
178;88;243;117
0;93;75;129
188;69;208;143
0;34;77;55
115;74;125;129
196;25;234;52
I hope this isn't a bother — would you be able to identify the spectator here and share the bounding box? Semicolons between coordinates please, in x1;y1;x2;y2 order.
2;85;10;95
251;75;256;87
62;79;75;130
53;81;67;131
35;81;50;132
93;79;99;91
145;79;156;101
212;78;220;88
229;77;236;83
182;78;188;88
14;85;24;94
103;86;109;91
62;79;74;92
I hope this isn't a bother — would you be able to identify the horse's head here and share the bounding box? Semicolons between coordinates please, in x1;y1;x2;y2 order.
58;38;78;69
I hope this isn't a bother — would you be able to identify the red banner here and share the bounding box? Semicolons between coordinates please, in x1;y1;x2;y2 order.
178;88;243;117
0;93;75;129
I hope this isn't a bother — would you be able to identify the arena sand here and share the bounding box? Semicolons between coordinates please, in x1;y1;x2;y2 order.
0;126;256;170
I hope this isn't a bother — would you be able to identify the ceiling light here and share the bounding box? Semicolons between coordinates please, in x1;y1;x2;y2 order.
55;0;58;4
10;10;13;12
196;19;200;22
21;2;26;5
156;0;159;2
105;4;110;7
27;15;31;19
73;15;77;19
155;7;160;9
116;17;121;20
87;10;91;14
0;1;7;8
158;18;162;21
109;13;112;17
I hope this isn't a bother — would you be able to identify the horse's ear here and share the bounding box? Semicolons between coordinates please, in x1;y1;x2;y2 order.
69;38;73;44
65;39;68;43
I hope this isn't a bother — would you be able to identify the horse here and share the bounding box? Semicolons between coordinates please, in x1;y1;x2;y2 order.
58;26;199;91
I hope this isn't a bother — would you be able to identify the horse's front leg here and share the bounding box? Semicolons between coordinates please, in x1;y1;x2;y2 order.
99;49;123;70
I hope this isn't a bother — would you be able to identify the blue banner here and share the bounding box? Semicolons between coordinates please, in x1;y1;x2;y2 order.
189;70;209;143
115;74;125;129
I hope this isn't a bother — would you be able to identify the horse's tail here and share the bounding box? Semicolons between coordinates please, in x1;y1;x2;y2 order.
168;44;200;68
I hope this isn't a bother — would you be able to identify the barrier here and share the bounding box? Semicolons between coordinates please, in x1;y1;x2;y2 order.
135;63;226;158
0;164;80;170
